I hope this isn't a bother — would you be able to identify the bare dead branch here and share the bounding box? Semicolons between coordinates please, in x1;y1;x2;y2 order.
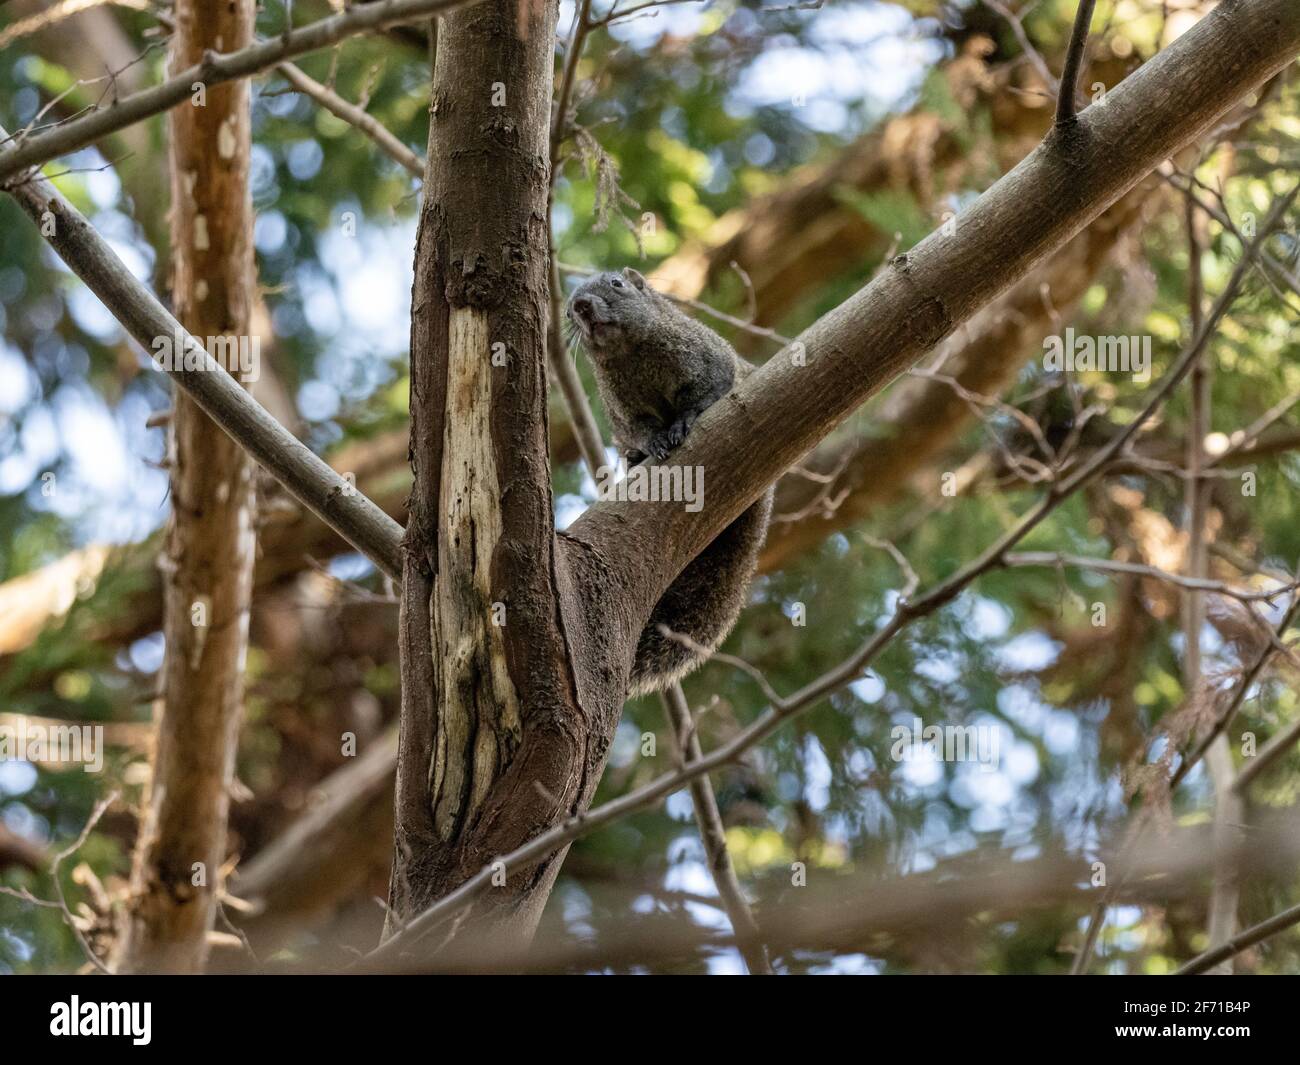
1002;552;1300;604
982;0;1057;95
660;685;771;975
49;791;118;974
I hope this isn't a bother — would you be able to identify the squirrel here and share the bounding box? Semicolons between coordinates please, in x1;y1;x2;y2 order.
566;266;774;696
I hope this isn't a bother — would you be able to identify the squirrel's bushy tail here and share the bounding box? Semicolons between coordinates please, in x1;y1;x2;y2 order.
628;488;774;697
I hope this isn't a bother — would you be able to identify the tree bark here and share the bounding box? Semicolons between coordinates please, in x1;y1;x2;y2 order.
389;0;586;943
395;0;1300;953
112;0;259;974
0;38;1136;669
5;0;1295;960
759;179;1153;570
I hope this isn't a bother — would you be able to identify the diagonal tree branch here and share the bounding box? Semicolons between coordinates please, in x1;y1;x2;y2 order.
758;180;1152;570
275;62;424;178
1177;899;1300;976
0;126;406;580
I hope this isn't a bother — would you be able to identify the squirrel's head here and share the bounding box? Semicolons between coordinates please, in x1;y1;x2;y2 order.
566;268;655;353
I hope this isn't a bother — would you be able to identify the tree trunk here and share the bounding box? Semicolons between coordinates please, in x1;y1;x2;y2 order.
113;0;258;973
6;0;1294;966
389;0;585;944
384;0;1300;958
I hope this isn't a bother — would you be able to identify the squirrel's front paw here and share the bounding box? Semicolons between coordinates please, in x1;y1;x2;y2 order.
624;448;648;467
646;421;688;461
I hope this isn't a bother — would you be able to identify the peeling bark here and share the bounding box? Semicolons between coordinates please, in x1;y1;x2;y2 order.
389;0;592;943
112;0;259;974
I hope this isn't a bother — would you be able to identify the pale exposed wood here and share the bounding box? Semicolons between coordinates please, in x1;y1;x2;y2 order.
389;0;570;947
429;307;521;840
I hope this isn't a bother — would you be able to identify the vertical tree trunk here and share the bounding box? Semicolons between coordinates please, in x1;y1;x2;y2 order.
114;0;258;973
389;0;590;946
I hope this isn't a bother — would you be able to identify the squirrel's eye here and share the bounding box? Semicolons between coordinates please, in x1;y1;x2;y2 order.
610;277;624;288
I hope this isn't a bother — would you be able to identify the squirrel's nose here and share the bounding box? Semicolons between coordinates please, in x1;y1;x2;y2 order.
571;296;594;322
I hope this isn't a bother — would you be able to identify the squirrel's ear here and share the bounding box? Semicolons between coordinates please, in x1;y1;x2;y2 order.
622;267;648;291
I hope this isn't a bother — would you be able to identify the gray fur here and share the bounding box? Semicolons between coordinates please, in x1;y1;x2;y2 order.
567;267;774;695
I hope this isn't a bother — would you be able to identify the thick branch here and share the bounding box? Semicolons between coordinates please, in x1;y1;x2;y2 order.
565;0;1300;611
759;180;1151;570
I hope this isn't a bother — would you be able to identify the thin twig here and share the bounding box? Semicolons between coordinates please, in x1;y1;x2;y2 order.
276;62;424;177
982;0;1057;95
1234;715;1300;795
49;792;119;975
1177;900;1300;975
1171;594;1300;794
660;685;772;975
0;0;479;184
1001;552;1300;604
1056;0;1097;126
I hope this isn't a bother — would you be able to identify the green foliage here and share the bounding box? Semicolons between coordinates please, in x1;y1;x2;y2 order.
3;0;1300;975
